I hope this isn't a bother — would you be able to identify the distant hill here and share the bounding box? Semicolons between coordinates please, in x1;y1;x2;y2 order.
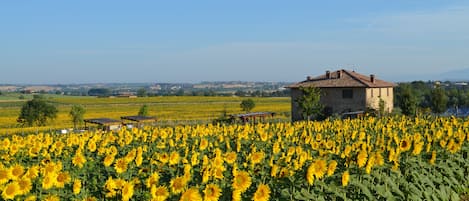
386;68;469;82
439;68;469;81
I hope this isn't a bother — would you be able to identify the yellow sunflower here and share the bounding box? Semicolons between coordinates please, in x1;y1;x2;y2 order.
9;164;25;180
121;181;134;201
24;165;40;180
312;159;327;179
17;177;32;195
342;171;350;187
170;176;187;194
306;163;315;185
252;184;270;201
232;190;242;201
55;171;71;188
72;152;87;168
43;194;60;201
270;164;279;177
199;139;209;151
87;141;97;152
42;173;56;190
429;150;436;165
179;188;202;201
135;153;143;167
204;184;222;201
232;171;251;192
412;141;424;155
169;151;180;166
24;195;37;201
0;168;10;185
2;181;20;200
250;152;265;165
103;154;115;167
73;179;81;195
191;152;200;166
159;153;169;164
327;160;338;176
114;158;128;174
224;152;237;164
105;177;118;198
399;138;411;152
357;150;368;168
146;172;160;188
151;185;169;201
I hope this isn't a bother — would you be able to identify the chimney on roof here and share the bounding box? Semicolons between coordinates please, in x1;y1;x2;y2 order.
306;76;312;81
370;74;375;83
337;70;342;79
326;70;331;79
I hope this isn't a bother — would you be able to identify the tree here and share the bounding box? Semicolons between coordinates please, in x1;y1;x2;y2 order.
137;88;148;97
88;88;111;97
17;95;58;126
234;90;247;97
430;86;448;113
397;84;418;116
378;97;387;117
296;86;323;121
240;99;255;112
69;105;86;129
138;104;149;116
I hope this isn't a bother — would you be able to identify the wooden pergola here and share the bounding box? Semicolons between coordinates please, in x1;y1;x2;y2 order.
121;115;157;127
230;112;276;123
84;118;122;131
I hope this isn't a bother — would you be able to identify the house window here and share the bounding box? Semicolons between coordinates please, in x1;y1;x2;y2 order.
342;89;353;99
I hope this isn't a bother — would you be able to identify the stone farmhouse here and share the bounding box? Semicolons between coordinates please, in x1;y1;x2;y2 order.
287;69;396;121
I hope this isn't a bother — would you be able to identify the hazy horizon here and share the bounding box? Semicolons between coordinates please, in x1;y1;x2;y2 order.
2;1;469;84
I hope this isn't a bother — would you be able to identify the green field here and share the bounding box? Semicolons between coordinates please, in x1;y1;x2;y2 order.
0;94;291;134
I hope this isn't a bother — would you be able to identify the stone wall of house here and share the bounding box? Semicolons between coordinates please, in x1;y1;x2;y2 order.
321;88;367;114
365;87;394;113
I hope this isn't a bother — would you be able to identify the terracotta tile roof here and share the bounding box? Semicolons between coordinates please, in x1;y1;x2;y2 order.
287;69;396;88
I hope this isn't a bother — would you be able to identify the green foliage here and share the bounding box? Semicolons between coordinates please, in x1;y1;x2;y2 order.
431;86;449;113
296;86;323;120
397;84;418;116
378;97;387;117
240;99;256;112
88;88;111;97
137;88;147;97
138;104;149;116
69;104;86;129
17;95;58;126
213;104;232;124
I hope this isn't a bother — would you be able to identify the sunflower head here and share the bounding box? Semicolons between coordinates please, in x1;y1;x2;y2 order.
253;184;271;201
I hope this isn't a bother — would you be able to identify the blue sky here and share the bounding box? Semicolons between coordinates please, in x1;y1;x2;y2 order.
1;1;469;84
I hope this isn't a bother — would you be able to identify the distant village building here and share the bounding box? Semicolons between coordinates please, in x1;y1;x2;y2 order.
287;69;396;121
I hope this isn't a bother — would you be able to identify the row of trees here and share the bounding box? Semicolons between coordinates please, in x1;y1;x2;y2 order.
395;81;469;116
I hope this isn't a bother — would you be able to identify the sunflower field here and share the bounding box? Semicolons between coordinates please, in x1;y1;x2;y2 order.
0;116;468;201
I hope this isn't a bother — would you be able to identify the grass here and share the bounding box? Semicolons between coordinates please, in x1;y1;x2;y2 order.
0;95;291;134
